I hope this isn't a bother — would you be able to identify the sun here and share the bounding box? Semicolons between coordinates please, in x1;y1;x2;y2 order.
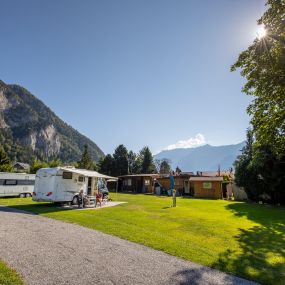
257;25;267;39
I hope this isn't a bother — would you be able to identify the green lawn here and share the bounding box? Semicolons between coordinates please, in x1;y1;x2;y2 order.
0;260;25;285
0;194;284;284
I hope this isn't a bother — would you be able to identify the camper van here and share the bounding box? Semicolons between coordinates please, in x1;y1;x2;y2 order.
0;172;35;198
33;167;117;203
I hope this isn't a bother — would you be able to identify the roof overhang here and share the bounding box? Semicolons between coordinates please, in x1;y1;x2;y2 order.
189;177;223;182
60;167;118;180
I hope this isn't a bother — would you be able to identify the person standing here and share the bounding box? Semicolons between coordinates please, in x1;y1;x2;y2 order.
169;171;176;207
77;189;84;208
226;182;233;200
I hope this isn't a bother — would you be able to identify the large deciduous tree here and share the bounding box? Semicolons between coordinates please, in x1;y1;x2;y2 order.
231;0;285;158
232;0;285;204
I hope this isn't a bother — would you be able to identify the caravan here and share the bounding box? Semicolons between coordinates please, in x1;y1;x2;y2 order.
0;172;35;198
33;167;117;203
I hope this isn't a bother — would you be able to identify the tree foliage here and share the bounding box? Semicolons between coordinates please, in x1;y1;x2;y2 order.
0;146;13;172
233;0;285;204
231;0;285;158
235;129;285;204
175;166;182;174
140;147;157;174
98;154;114;176
128;150;140;174
154;158;172;174
77;144;97;170
112;144;129;176
29;159;49;174
98;145;157;176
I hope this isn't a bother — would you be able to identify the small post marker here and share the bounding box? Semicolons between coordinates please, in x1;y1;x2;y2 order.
172;189;176;207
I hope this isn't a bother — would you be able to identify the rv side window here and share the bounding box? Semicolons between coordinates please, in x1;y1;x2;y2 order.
4;180;17;185
78;176;84;182
62;172;72;179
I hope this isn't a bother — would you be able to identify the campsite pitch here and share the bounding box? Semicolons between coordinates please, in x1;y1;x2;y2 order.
59;201;127;210
0;205;257;285
0;194;284;284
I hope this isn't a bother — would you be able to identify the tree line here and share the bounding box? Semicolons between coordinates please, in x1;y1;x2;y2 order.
98;144;172;176
233;0;285;204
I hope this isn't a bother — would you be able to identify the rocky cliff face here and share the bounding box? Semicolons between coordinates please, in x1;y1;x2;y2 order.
22;124;61;157
0;80;104;163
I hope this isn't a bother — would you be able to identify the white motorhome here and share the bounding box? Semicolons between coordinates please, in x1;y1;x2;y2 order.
33;167;117;203
0;172;35;198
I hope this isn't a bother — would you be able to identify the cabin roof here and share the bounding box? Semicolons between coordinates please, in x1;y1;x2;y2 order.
118;174;159;178
190;177;223;182
14;162;30;169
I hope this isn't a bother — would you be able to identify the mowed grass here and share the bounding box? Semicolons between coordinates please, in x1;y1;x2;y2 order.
0;259;25;285
0;194;284;284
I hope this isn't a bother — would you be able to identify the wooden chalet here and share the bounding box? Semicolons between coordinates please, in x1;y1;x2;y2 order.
118;174;159;193
13;162;30;173
189;176;223;199
156;172;195;195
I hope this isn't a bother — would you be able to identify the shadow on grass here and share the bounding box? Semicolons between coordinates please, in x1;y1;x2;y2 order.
172;267;255;285
213;203;285;285
0;203;72;215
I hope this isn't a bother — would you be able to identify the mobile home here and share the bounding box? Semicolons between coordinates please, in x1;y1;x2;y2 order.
0;172;35;198
33;167;117;203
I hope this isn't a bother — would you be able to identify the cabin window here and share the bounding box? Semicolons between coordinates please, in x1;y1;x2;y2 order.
62;172;72;179
4;180;17;185
144;179;150;186
78;176;85;182
124;179;132;186
203;182;212;189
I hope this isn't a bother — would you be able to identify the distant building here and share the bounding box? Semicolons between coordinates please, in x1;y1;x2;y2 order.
189;176;223;199
118;174;159;193
156;172;195;195
13;162;30;173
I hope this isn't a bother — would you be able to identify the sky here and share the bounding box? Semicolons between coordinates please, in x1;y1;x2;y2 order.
0;0;266;154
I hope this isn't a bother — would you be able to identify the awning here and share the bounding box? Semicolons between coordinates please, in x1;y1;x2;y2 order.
60;167;118;180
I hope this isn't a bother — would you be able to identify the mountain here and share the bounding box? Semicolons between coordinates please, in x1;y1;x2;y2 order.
154;142;245;172
0;80;104;163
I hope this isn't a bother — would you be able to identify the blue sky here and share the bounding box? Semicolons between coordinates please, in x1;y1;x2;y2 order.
0;0;266;154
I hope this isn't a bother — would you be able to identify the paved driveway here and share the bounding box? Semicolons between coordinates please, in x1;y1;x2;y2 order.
0;206;258;285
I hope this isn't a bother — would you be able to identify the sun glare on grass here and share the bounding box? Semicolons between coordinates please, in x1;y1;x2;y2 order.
257;25;267;39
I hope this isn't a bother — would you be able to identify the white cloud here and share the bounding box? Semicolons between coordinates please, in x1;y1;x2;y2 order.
165;133;206;150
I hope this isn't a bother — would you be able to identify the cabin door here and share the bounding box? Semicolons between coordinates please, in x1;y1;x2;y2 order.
184;180;190;194
87;177;92;195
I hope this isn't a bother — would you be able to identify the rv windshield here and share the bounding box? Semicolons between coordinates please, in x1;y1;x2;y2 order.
98;178;108;193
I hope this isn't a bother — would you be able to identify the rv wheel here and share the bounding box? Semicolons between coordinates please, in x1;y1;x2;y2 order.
25;193;32;198
19;193;26;198
72;196;78;205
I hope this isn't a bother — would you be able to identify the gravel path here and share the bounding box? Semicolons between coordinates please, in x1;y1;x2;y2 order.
0;206;258;285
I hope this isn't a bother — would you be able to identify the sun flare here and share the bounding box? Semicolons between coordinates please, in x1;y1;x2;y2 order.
257;25;267;39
